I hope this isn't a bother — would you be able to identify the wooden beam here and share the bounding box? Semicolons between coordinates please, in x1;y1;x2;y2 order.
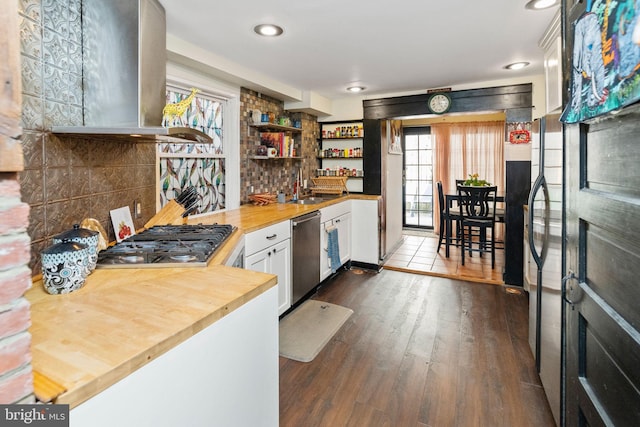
0;135;24;171
0;3;24;172
363;84;533;121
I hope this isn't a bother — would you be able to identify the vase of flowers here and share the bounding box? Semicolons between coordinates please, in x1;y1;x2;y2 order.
463;173;491;186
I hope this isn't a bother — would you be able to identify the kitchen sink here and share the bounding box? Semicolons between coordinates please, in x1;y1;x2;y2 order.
288;197;325;205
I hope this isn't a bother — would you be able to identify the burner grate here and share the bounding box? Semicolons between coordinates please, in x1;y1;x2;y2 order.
96;224;236;268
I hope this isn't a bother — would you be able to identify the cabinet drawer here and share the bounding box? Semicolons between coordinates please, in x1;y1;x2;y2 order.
320;200;350;222
245;220;291;256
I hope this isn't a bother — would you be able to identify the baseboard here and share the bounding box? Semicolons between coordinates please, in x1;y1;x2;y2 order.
350;261;382;272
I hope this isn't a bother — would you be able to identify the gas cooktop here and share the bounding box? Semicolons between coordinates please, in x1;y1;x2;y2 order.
96;224;236;269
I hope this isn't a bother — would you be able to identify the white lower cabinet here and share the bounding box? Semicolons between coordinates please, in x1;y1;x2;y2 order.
246;240;291;315
320;202;352;281
245;221;292;315
351;199;380;265
70;287;278;427
335;213;351;265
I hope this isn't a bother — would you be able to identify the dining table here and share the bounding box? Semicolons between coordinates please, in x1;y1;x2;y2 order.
443;190;505;258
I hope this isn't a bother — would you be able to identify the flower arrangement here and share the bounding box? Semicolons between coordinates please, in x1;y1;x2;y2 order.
463;173;491;186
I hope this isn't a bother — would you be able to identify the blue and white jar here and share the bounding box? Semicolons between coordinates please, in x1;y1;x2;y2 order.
53;224;99;274
41;239;89;295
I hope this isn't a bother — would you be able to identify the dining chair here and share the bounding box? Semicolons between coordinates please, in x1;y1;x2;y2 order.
436;181;448;253
457;185;498;269
437;181;463;256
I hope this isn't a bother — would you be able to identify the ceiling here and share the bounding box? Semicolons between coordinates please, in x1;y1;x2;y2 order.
161;0;559;103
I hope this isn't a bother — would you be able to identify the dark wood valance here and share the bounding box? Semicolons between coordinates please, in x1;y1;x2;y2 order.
362;83;533;122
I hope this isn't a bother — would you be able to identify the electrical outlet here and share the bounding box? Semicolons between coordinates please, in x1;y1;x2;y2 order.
133;200;142;218
303;179;308;189
250;185;254;193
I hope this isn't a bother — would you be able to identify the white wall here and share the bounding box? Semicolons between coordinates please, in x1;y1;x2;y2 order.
384;127;404;255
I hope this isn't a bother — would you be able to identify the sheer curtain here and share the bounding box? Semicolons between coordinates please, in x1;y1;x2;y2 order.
432;121;505;234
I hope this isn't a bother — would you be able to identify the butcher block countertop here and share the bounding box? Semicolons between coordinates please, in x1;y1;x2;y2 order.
27;265;277;408
27;194;379;408
186;193;380;232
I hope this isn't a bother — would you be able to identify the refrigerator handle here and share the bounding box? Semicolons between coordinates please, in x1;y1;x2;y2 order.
562;271;577;310
527;175;548;270
529;174;550;373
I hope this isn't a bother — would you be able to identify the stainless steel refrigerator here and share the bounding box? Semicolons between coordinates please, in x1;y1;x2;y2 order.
362;118;404;263
525;113;563;426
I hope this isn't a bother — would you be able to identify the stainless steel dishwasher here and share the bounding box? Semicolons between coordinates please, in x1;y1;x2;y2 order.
291;211;321;305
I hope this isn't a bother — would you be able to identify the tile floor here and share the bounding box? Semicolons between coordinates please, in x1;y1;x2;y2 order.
383;230;505;285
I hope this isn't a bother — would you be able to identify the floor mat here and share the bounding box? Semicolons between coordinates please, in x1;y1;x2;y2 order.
279;300;353;362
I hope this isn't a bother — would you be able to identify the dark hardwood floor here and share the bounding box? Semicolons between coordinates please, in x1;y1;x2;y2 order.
279;268;556;427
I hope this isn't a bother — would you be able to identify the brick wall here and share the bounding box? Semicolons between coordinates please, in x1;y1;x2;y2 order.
0;2;34;404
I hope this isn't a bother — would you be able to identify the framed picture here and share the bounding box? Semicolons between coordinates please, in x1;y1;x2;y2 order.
110;206;135;242
509;129;531;144
562;1;640;123
506;122;532;144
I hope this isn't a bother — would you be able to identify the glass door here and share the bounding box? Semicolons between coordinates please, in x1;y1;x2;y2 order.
403;127;433;228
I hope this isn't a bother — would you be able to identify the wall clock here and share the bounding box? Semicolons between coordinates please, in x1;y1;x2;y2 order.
428;93;451;114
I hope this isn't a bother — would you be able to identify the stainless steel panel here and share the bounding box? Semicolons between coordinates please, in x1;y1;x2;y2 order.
292;212;321;305
528;113;563;426
83;0;166;128
139;0;167;127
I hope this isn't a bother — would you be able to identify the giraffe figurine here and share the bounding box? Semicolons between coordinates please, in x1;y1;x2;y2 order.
162;87;200;126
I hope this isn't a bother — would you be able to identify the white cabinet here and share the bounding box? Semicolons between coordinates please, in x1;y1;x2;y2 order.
335;213;351;266
320;212;351;281
245;221;291;315
351;199;380;266
540;10;562;113
320;202;352;281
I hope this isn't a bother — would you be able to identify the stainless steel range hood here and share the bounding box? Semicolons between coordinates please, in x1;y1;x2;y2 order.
51;0;212;144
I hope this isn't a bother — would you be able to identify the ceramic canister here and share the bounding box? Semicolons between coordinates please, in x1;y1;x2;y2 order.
53;224;99;274
251;109;262;125
41;239;89;295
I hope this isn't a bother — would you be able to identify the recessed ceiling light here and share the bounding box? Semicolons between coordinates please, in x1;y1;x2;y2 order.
525;0;559;10
347;86;366;93
254;24;284;37
504;62;530;70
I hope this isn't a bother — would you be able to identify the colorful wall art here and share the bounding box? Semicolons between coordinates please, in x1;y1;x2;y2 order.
562;0;640;123
158;88;226;214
